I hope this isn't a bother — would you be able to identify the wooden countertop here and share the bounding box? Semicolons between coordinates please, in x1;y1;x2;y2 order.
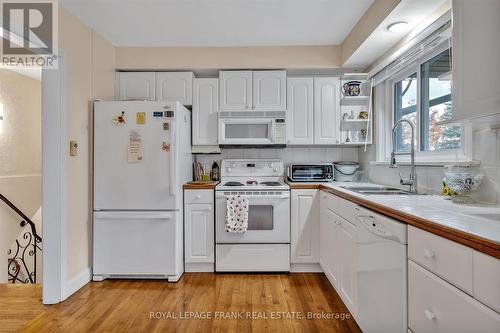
183;181;219;190
287;181;500;258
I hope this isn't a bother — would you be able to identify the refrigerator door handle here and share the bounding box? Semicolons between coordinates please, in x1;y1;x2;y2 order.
94;212;175;220
169;120;176;196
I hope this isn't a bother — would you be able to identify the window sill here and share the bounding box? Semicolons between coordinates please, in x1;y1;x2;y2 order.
371;160;480;167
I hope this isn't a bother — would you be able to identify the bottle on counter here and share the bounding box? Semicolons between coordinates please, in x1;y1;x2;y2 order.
211;161;220;181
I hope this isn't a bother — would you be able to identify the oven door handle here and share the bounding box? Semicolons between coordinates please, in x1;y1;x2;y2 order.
216;193;290;200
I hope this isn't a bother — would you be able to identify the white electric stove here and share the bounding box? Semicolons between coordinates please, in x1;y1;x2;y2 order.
215;159;290;272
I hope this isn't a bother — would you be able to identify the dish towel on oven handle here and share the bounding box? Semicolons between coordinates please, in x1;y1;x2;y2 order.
225;195;249;233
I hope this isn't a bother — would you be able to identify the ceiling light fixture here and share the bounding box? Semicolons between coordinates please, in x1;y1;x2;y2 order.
387;21;409;33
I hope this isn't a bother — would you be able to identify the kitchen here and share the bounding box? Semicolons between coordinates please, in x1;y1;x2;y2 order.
1;0;499;332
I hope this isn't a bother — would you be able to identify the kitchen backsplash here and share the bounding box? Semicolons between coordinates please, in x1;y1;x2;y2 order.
359;128;500;204
195;147;358;166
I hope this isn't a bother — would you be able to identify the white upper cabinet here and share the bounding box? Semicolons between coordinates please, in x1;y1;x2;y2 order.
252;71;287;110
116;72;156;101
219;70;286;111
453;0;500;121
192;78;218;146
219;71;253;110
313;77;341;144
155;72;194;105
287;78;314;145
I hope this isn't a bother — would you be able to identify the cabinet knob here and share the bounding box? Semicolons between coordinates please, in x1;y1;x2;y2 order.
196;195;201;199
207;207;212;211
423;249;435;259
424;310;436;321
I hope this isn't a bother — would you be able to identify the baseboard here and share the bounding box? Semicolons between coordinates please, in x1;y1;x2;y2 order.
62;267;91;301
185;263;214;272
290;263;323;273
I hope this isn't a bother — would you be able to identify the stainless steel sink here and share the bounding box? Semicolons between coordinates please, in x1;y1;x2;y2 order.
341;186;421;196
357;190;413;195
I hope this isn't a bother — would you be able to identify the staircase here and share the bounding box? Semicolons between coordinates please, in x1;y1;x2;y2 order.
1;194;42;284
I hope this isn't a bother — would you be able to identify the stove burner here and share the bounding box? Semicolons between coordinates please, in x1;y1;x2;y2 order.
224;181;244;186
260;181;282;186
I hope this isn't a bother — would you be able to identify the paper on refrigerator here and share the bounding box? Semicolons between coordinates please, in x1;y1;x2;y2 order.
128;130;143;162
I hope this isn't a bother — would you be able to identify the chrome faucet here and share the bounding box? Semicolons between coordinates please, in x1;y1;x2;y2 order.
390;119;417;193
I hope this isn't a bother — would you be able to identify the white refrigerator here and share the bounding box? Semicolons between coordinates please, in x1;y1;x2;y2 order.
92;101;192;282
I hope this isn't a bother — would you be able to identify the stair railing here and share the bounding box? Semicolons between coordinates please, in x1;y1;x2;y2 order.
1;193;42;283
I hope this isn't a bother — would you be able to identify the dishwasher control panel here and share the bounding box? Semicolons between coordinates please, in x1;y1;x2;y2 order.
354;206;407;244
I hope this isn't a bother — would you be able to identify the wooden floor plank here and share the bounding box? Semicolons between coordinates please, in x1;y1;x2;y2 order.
1;273;361;333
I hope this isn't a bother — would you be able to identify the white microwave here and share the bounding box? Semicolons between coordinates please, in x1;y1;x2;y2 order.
218;111;286;146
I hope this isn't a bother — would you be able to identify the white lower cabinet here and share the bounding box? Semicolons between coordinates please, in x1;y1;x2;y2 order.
184;189;214;272
408;227;500;333
291;189;320;265
320;194;340;288
409;260;500;333
338;217;357;315
319;192;357;316
473;250;500;313
408;225;473;294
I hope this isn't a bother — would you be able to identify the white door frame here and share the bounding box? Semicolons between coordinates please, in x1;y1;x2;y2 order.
41;50;68;304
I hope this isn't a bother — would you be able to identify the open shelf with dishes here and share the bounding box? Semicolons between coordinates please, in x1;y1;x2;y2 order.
340;73;372;146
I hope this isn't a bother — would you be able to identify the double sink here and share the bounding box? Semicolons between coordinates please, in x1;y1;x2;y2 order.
341;186;421;196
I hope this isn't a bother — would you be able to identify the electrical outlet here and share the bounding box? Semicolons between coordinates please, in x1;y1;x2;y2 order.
70;140;78;156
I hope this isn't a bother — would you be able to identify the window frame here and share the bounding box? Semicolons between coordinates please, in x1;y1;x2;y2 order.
377;41;472;165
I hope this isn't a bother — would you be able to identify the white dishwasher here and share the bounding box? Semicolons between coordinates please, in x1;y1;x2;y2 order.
354;205;408;333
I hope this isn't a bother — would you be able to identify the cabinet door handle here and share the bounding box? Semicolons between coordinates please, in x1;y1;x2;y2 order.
424;310;436;321
423;249;435;259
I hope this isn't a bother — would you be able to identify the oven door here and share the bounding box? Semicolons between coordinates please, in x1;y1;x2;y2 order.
218;118;275;145
216;190;290;243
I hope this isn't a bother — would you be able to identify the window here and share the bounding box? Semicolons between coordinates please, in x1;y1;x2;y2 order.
385;45;469;163
394;73;417;152
420;48;461;151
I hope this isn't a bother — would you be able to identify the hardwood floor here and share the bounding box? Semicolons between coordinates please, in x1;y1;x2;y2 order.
0;284;45;333
2;273;361;333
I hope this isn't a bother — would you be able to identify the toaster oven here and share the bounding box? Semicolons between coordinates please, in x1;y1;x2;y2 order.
287;163;334;182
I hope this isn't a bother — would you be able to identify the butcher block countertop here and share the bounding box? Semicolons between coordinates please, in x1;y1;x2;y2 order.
183;181;219;190
287;181;500;259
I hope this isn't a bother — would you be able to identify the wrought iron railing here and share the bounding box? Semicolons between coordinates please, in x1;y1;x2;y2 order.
1;193;42;283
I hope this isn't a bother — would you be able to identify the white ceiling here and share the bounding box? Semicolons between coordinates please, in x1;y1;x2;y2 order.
344;0;448;67
61;0;374;47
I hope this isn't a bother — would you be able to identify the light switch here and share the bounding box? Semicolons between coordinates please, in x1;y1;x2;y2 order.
70;140;78;156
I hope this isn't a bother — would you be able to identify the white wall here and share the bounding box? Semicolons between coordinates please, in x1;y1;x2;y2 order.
59;6;116;285
195;147;359;170
359;118;500;204
0;69;42;283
